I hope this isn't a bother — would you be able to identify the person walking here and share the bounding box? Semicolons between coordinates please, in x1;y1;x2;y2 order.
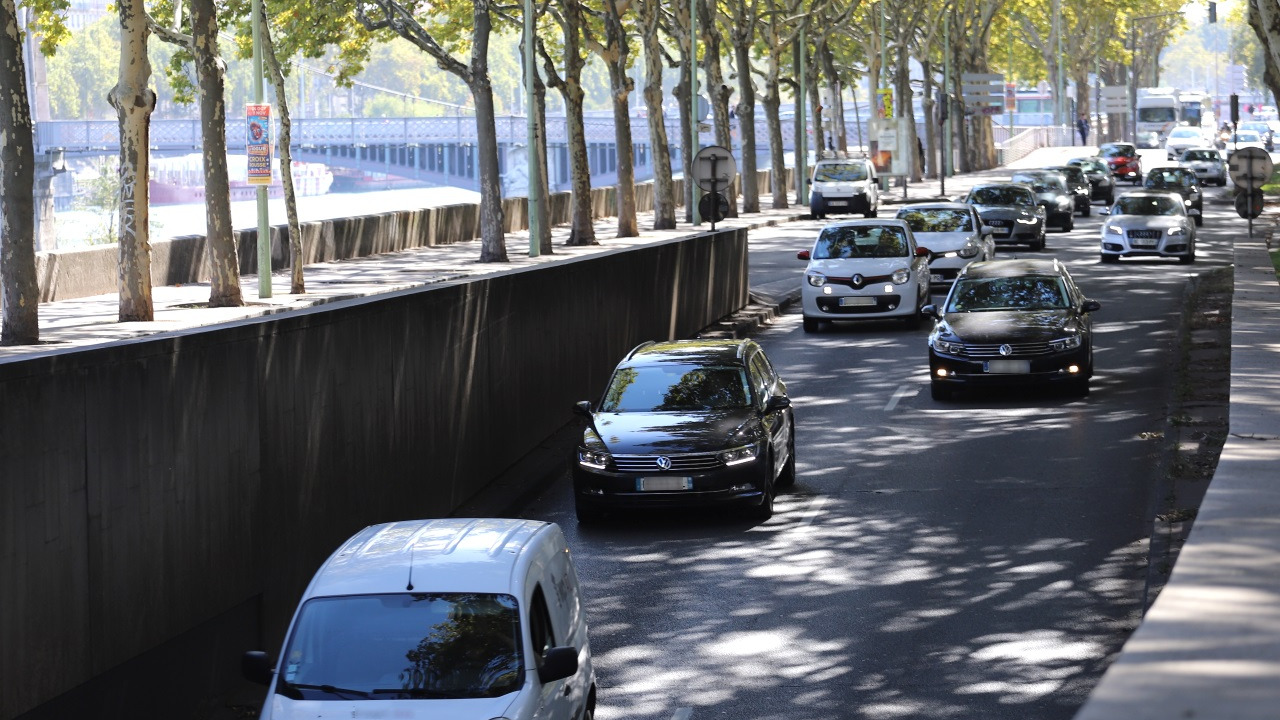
1077;114;1090;146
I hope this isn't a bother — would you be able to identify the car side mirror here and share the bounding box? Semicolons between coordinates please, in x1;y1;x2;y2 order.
539;646;579;684
242;651;274;686
921;304;939;319
573;400;593;417
981;225;995;237
1081;299;1102;313
765;395;792;412
915;246;931;257
797;250;811;261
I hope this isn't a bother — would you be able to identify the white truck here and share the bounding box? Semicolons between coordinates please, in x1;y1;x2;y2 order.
1136;87;1181;142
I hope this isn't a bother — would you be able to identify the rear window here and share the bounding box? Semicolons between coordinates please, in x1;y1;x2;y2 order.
969;186;1034;206
1100;144;1135;158
1183;150;1218;161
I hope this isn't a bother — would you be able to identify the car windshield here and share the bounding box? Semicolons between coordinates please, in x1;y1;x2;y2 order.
1069;159;1106;173
1183;150;1219;161
896;208;972;233
947;275;1070;312
1112;196;1180;215
1138;107;1177;122
1014;175;1064;193
1241;123;1269;132
278;593;522;700
1145;171;1189;188
813;163;869;182
1234;132;1261;142
811;224;910;258
970;186;1034;206
1100;145;1135;158
600;364;751;412
1168;128;1200;139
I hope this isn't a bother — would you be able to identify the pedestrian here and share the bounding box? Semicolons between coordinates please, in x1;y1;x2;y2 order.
1077;114;1090;146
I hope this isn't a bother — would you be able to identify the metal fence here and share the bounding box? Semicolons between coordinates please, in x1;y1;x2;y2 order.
996;125;1078;165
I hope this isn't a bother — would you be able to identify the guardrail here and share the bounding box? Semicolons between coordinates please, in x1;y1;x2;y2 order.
996;125;1078;164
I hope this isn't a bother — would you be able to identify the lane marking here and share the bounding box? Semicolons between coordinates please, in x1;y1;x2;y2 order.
884;383;915;411
672;708;693;720
797;495;828;529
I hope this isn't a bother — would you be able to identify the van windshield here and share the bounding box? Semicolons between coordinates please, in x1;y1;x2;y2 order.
813;163;869;182
278;593;523;700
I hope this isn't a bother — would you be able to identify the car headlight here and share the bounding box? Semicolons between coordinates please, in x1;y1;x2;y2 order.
1183;198;1192;206
933;338;965;354
807;272;827;287
577;429;612;469
719;444;759;466
1016;217;1039;225
1107;225;1123;235
891;268;911;284
1057;197;1072;208
1167;226;1186;237
957;241;980;258
852;186;867;195
1050;335;1083;352
1074;186;1089;194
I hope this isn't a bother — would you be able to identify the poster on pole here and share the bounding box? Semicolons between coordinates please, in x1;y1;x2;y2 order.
876;88;894;119
246;104;273;186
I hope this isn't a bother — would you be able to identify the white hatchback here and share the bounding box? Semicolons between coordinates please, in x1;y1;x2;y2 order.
797;218;932;332
243;518;596;720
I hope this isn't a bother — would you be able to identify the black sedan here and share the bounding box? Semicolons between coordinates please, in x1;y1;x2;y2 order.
1044;164;1093;216
962;183;1047;251
1011;170;1075;231
1066;156;1117;203
921;259;1101;400
572;339;795;523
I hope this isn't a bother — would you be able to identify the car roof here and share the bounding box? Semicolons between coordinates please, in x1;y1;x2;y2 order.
623;338;755;366
969;182;1035;193
896;201;971;212
306;518;554;598
957;259;1065;279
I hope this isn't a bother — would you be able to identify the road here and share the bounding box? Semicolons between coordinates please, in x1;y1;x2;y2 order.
515;148;1245;720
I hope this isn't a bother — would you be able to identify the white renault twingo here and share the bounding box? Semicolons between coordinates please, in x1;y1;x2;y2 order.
243;518;596;720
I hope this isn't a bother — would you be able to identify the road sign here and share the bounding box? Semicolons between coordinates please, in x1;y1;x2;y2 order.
699;192;730;225
962;73;1004;110
1228;147;1274;189
1098;85;1129;113
691;145;737;193
1234;188;1265;219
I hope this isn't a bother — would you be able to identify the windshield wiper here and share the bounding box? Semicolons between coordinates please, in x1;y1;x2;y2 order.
281;682;371;699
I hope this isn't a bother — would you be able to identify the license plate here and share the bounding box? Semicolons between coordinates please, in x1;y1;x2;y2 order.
993;228;1011;236
1130;239;1158;248
828;200;848;207
637;477;693;492
839;296;876;307
986;359;1030;374
930;273;945;283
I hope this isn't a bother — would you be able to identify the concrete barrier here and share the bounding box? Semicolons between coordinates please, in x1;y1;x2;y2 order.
32;170;788;303
1;227;750;719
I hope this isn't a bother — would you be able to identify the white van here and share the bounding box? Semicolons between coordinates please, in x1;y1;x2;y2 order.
809;157;879;219
243;518;596;720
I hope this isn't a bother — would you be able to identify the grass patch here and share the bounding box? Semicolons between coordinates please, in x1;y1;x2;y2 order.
1262;167;1280;195
1270;248;1280;284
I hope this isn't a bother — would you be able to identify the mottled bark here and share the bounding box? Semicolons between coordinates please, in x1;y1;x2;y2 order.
190;0;243;306
640;0;675;229
821;44;847;154
1248;0;1280;115
807;55;825;160
258;1;304;293
762;86;787;208
539;2;594;246
0;0;39;343
673;62;694;223
922;61;937;179
108;0;155;321
699;0;737;217
518;31;552;253
594;0;638;237
729;0;759;212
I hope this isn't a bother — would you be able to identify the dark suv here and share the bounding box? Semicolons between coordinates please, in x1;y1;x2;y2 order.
1044;165;1093;216
572;339;795;523
1066;156;1117;203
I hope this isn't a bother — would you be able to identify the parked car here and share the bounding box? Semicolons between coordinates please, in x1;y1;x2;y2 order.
921;259;1100;400
1143;166;1204;221
242;518;596;720
1043;164;1093;216
1227;130;1269;158
962;183;1047;251
1239;121;1275;150
1178;147;1228;187
1011;170;1075;231
1066;156;1117;203
1100;191;1197;264
1164;126;1210;159
797;218;932;331
809;157;879;219
1099;142;1143;184
895;202;996;287
572;338;795;522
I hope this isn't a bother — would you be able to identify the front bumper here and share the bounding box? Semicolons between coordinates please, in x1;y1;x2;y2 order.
1101;236;1192;260
929;346;1091;387
927;254;978;284
984;221;1042;246
812;193;873;215
802;281;920;320
573;460;769;511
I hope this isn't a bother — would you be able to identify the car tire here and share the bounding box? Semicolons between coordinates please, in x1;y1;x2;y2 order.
1032;234;1045;252
1106;188;1115;204
777;427;797;488
751;468;775;521
575;501;605;525
1062;216;1074;232
1217;177;1227;187
802;316;820;333
1082;203;1091;217
1100;253;1119;264
930;381;952;402
1179;251;1196;264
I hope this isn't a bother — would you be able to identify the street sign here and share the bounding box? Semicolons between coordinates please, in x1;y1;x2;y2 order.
1099;85;1129;114
699;192;730;225
1234;189;1265;219
691;145;737;193
1228;147;1274;189
962;73;1004;110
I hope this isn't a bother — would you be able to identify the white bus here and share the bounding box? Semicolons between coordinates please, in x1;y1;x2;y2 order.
1136;88;1180;140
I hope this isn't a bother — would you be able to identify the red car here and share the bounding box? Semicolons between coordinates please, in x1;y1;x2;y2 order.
1099;142;1143;185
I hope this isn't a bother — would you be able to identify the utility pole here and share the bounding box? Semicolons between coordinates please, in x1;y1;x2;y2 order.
251;0;271;298
524;0;540;256
796;33;808;206
690;0;700;225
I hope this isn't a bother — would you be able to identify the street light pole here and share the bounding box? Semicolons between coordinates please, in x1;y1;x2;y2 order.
251;0;270;298
524;0;540;257
690;0;700;225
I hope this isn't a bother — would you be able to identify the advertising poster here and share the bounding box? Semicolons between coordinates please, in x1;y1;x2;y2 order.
246;104;272;186
877;88;894;119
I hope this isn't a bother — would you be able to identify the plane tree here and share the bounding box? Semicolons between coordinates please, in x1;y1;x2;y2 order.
537;0;596;246
582;0;639;237
636;0;677;229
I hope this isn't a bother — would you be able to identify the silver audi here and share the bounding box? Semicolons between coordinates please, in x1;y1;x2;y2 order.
1099;191;1197;265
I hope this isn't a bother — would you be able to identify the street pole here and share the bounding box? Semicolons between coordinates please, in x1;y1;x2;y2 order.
1007;24;1013;143
1129;22;1137;143
798;30;808;206
691;0;701;225
943;12;950;189
251;0;271;298
524;0;540;257
1057;0;1064;136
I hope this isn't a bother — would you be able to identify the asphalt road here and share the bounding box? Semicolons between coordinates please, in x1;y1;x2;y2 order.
515;155;1247;720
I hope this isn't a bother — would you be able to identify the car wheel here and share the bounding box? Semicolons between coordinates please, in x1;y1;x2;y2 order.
1106;189;1115;204
930;381;952;402
802;316;820;333
575;501;605;525
751;467;775;521
1179;251;1196;264
1082;203;1091;217
777;427;797;488
866;208;878;218
1062;216;1074;232
1100;253;1119;264
1218;177;1227;187
1032;234;1045;252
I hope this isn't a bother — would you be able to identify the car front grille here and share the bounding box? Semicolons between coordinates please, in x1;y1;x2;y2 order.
1127;229;1163;239
962;341;1056;358
612;452;724;473
985;218;1011;227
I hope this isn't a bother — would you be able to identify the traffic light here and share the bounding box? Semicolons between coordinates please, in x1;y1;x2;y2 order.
1231;93;1240;124
1209;1;1217;23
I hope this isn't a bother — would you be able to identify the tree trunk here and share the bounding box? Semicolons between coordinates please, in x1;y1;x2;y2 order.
528;38;552;253
790;80;804;205
923;60;937;179
258;1;304;294
808;60;825;159
563;75;595;245
191;0;243;307
108;0;155;322
733;39;759;213
0;0;39;344
821;44;847;153
763;73;788;208
640;2;674;229
603;0;638;237
469;4;507;262
896;45;921;182
701;9;738;218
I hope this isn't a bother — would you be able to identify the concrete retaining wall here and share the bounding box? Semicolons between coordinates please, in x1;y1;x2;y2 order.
1;227;750;719
34;170;790;302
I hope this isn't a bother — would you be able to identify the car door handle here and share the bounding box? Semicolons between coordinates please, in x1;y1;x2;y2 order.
563;685;573;696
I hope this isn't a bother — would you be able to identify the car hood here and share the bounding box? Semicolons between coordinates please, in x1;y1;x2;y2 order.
940;309;1079;343
1033;191;1069;203
912;230;976;253
805;257;913;277
262;695;517;720
1104;155;1136;166
1104;215;1187;232
591;408;755;455
972;205;1039;220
